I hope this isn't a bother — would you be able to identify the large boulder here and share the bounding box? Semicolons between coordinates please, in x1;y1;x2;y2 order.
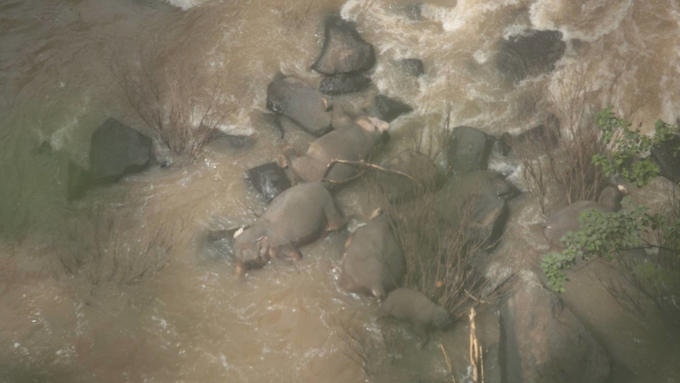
89;118;152;184
246;162;291;203
365;94;414;123
319;73;372;95
650;134;680;183
501;270;611;383
266;74;332;136
447;126;494;174
312;16;376;75
398;58;424;77
467;193;509;246
497;115;560;156
495;29;566;84
376;150;441;202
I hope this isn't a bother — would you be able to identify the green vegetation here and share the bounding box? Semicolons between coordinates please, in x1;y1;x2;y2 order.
542;108;680;294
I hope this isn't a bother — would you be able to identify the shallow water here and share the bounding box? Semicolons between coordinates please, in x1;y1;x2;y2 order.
2;0;680;382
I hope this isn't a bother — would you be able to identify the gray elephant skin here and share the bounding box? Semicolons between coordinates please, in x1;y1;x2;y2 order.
233;182;346;275
286;106;389;184
378;288;452;345
338;211;405;299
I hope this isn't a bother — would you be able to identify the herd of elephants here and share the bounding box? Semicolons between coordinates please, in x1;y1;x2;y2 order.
78;11;632;375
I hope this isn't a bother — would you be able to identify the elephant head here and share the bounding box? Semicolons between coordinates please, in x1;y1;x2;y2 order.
233;224;271;276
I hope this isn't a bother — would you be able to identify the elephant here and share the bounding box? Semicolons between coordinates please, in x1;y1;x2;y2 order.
338;209;405;299
378;288;453;345
232;182;346;276
266;74;332;136
543;184;627;249
279;105;389;184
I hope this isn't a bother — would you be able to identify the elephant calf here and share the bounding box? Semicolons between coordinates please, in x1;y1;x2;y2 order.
233;182;345;276
280;105;389;184
378;288;452;345
338;210;405;299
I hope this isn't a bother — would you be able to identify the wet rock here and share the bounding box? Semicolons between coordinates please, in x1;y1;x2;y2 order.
89;118;152;184
365;94;414;122
246;162;292;203
67;161;91;201
501;270;611;383
312;16;376;75
398;58;424;77
319;73;372;95
496;29;566;84
376;150;441;202
203;227;242;261
447;126;495;174
467;193;509;247
266;74;332;136
650;134;680;183
498;115;560;156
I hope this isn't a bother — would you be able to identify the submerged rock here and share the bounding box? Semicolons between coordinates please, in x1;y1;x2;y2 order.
376;150;441;202
398;58;424;77
365;94;414;122
498;114;560;156
650;134;680;183
67;161;91;201
203;227;242;261
447;126;495;174
319;73;372;95
312;16;376;75
89;118;152;184
266;74;332;136
501;270;611;383
389;3;423;21
496;29;566;83
246;162;291;203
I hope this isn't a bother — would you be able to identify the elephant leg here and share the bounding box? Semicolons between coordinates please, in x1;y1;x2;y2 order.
324;201;347;232
271;244;303;262
235;256;270;276
412;324;429;349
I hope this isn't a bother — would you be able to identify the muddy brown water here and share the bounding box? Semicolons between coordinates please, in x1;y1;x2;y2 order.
2;0;680;382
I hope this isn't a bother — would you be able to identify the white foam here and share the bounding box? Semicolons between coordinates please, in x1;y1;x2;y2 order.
164;0;210;11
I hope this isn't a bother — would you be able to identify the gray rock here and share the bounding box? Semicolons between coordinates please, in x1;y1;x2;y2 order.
89;118;152;184
498;115;560;156
447;126;494;174
312;16;376;75
650;134;680;183
319;73;372;95
246;162;291;203
266;74;332;136
398;58;424;77
501;270;611;383
366;94;414;123
496;30;566;84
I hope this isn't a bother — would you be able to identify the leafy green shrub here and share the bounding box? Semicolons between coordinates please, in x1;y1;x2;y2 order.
542;109;680;293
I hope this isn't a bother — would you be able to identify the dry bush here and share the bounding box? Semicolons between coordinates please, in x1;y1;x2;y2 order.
383;188;501;321
336;317;385;378
112;43;237;160
50;207;179;299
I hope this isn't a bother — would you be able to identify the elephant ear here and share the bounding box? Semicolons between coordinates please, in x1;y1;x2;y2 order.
256;236;270;259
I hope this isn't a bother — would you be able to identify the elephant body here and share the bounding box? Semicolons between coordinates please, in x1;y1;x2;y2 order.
288;106;389;184
543;185;625;249
378;288;452;345
338;213;405;299
233;182;345;275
